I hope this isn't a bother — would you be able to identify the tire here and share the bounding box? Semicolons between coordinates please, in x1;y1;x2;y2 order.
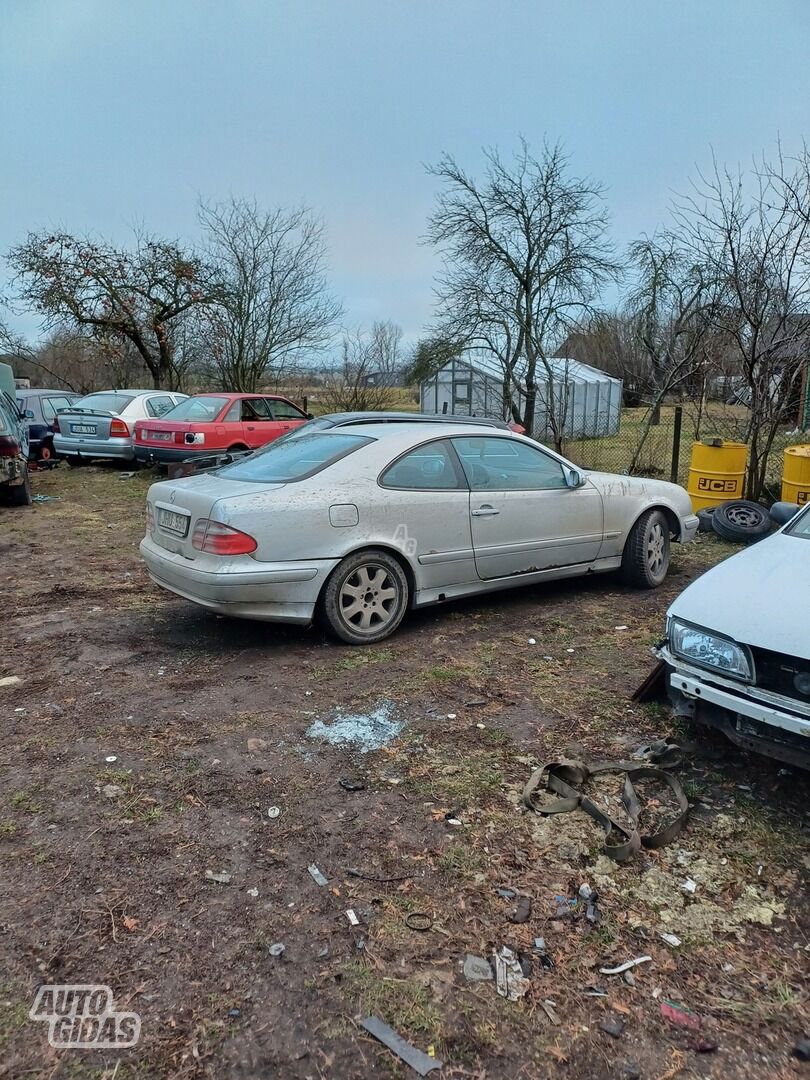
227;444;249;453
7;467;32;507
38;440;55;463
697;507;716;533
711;500;771;544
621;508;671;588
320;549;409;645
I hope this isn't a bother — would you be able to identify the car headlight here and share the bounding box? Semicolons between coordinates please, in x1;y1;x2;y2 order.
669;618;753;681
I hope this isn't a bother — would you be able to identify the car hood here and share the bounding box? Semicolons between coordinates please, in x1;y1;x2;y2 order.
667;532;810;660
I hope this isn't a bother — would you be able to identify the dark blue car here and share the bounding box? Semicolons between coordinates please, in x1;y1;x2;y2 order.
16;388;79;461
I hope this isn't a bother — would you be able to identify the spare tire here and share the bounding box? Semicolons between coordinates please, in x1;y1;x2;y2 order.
711;500;771;544
697;507;717;533
769;501;801;526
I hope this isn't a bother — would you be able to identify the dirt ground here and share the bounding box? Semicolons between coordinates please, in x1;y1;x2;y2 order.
1;465;808;1080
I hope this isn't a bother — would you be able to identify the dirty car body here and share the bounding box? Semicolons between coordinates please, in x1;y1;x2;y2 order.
658;504;810;769
140;423;698;643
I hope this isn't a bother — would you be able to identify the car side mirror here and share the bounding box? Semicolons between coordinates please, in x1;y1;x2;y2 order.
306;412;314;420
564;466;584;488
23;409;35;420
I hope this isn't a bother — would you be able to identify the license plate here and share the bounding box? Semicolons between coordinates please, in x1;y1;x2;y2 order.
71;424;96;435
157;508;190;536
149;431;173;441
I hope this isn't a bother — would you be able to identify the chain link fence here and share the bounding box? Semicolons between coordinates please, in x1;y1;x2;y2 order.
560;403;803;500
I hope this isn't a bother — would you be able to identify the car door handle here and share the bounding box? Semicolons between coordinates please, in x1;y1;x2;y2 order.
471;505;500;517
247;425;256;430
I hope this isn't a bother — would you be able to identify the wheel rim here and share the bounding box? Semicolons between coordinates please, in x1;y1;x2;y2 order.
338;563;400;634
646;522;667;576
40;445;53;460
725;505;764;528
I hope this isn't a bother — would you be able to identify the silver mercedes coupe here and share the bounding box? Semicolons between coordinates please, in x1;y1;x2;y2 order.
140;422;699;644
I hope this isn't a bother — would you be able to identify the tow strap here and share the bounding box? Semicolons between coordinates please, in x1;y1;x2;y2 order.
522;759;689;863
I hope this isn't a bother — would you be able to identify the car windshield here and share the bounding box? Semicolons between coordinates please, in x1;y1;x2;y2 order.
215;432;372;483
786;504;810;539
163;396;230;421
71;393;136;413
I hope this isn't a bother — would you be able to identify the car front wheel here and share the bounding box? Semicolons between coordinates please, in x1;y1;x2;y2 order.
321;549;409;644
621;508;670;588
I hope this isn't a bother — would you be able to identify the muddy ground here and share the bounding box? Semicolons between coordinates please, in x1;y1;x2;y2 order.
1;465;808;1080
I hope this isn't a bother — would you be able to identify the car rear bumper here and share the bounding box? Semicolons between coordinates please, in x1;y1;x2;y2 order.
54;435;135;461
135;445;215;464
139;534;338;624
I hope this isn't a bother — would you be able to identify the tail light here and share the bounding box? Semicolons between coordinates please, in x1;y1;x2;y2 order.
52;416;60;433
185;432;205;445
174;432;185;444
192;518;257;556
110;418;130;437
146;502;155;532
0;435;20;457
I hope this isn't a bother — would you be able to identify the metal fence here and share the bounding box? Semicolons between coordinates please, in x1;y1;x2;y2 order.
559;403;803;500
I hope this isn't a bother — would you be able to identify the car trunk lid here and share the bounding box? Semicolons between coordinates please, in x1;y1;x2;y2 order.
136;419;199;447
57;408;120;441
146;474;284;559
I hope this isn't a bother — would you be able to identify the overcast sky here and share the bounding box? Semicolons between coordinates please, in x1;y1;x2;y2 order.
2;0;809;346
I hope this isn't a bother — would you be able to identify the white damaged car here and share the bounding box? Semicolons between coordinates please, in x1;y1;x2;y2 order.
659;502;810;769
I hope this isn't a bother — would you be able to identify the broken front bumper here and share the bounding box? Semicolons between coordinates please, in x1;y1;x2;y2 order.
658;647;810;770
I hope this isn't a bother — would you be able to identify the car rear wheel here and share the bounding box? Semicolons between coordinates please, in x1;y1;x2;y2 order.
38;440;55;462
7;467;32;507
621;509;670;588
321;549;409;644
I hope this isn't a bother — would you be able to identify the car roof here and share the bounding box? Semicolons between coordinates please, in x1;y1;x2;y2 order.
188;391;291;399
17;388;79;396
320;421;519;439
318;410;508;426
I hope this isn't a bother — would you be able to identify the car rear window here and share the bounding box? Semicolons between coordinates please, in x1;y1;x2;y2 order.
163;396;230;421
215;432;373;484
72;393;136;413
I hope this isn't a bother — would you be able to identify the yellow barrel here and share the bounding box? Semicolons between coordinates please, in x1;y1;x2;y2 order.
687;440;748;511
781;444;810;507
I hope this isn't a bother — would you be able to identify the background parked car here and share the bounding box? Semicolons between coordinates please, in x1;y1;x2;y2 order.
54;390;187;465
0;361;31;505
133;393;309;464
16;388;79;461
141;421;698;644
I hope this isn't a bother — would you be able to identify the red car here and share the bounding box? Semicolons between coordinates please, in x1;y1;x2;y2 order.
133;392;309;464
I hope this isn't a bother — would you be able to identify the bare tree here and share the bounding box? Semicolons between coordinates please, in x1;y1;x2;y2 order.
405;334;464;385
673;148;810;499
425;139;621;449
320;328;400;413
366;319;404;384
199;198;342;392
6;231;222;389
622;232;716;471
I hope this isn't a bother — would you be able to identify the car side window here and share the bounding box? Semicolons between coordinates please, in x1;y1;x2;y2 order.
42;397;71;421
242;398;272;421
269;399;306;420
224;400;241;422
452;436;567;491
146;395;175;418
381;440;463;490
